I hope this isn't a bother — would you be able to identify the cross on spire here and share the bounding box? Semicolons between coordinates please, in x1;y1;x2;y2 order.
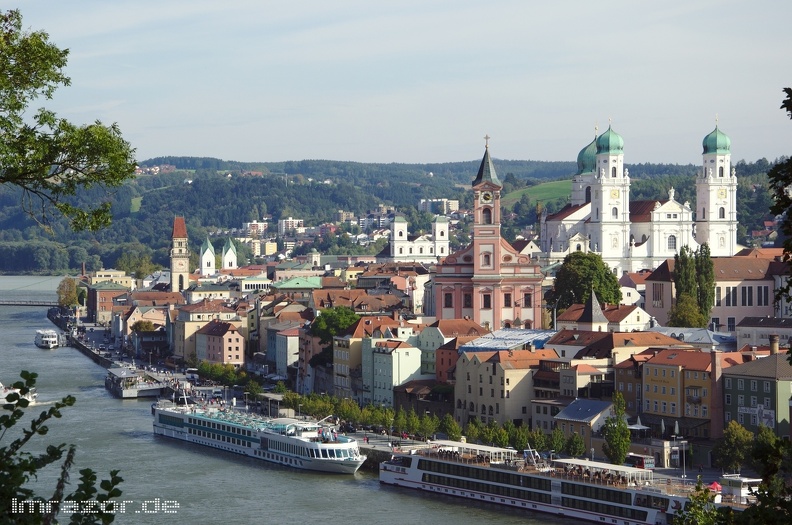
484;134;490;148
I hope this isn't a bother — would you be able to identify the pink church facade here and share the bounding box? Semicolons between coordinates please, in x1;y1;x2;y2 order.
434;142;544;330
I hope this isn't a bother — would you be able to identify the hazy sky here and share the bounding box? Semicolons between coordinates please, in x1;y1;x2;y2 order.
17;1;792;166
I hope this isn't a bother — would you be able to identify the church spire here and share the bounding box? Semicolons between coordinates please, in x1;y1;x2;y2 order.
472;134;502;188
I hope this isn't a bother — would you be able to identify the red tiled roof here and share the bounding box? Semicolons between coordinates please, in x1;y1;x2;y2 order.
630;200;664;223
645;348;713;371
647;256;775;282
557;303;638;323
172;216;187;238
430;319;488;337
545;203;588;221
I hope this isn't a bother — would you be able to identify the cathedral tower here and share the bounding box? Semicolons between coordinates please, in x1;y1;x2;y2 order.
589;125;631;273
695;125;737;256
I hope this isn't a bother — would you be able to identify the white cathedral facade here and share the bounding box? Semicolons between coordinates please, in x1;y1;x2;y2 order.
539;125;738;274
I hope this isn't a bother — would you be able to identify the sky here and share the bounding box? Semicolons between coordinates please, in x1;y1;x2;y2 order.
16;0;792;166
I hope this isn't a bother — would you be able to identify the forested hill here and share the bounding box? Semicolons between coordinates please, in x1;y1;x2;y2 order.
0;156;780;274
141;156;579;187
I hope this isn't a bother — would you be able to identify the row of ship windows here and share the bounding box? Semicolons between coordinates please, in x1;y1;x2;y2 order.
189;428;251;447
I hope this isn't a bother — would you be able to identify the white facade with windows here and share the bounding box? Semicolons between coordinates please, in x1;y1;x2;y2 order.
539;126;738;274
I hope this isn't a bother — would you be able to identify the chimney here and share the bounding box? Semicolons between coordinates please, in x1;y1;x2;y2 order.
710;350;725;439
770;334;780;355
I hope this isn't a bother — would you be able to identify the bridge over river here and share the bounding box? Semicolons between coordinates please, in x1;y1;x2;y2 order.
0;299;59;307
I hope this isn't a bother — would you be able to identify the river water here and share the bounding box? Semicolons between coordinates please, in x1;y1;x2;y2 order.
0;276;572;525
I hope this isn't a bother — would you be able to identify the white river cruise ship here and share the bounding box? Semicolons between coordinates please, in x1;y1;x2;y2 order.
153;401;366;474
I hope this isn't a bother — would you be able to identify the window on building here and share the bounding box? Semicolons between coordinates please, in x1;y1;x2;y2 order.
612;207;618;218
725;286;737;307
463;293;472;308
483;208;492;224
715;286;722;307
742;286;753;307
662;402;667;413
444;293;453;308
483;254;491;266
727;318;736;332
719;207;725;219
738;413;744;424
482;294;491;309
725;378;732;389
738;395;744;406
671;402;676;414
668;235;677;250
504;293;512;307
764;381;771;393
737;379;744;390
725;394;731;405
751;380;758;392
758;286;770;307
522;292;532;307
652;283;664;308
611;166;617;178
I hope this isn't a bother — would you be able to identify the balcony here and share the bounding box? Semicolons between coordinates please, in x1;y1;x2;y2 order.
686;395;702;404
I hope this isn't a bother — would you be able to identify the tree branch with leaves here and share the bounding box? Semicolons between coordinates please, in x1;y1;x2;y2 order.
1;9;136;232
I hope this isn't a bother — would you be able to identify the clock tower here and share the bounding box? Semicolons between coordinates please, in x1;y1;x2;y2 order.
170;216;190;292
696;125;737;256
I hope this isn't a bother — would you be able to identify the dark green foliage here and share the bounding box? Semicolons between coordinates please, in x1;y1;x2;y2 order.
674;246;697;298
0;10;136;232
309;306;360;345
695;244;715;320
670;244;714;327
0;371;123;524
564;432;585;457
768;88;792;304
549;427;566;455
713;420;753;473
601;392;631;466
667;293;709;328
672;477;722;525
550;252;622;308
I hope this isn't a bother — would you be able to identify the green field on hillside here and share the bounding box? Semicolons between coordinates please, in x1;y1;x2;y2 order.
502;179;571;207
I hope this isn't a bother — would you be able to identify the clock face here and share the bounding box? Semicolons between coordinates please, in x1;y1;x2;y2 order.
175;260;187;271
717;189;727;199
610;189;620;199
481;191;493;203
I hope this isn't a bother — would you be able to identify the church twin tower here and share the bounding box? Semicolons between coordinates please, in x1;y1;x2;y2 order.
541;125;738;274
169;216;238;292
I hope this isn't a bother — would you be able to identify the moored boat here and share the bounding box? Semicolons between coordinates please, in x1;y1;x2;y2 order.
34;329;59;349
379;440;735;525
152;401;366;474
